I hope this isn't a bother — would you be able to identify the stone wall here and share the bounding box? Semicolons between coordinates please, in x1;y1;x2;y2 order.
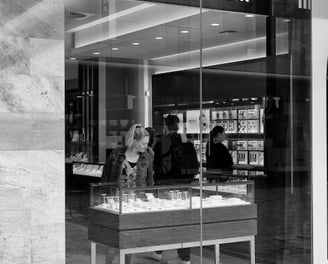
0;1;65;263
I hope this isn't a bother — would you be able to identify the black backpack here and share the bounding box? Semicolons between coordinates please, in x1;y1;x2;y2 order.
154;133;199;180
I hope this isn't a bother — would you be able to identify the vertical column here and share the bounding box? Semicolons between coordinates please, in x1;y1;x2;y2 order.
0;1;65;264
312;0;328;263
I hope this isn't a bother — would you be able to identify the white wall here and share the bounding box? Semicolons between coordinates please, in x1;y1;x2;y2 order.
312;0;328;263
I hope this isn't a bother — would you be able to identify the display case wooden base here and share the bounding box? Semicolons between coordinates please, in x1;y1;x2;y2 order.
88;204;257;264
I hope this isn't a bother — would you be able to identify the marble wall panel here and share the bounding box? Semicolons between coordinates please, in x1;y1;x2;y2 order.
0;1;65;263
0;150;64;194
0;35;30;74
30;223;65;264
0;74;64;113
31;38;64;77
0;0;64;40
0;113;64;150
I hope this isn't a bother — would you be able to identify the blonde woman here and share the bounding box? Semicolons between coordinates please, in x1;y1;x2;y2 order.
101;124;154;264
102;123;154;188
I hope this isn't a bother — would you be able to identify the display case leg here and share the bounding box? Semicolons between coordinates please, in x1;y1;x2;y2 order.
90;242;96;264
105;248;116;264
119;251;132;264
250;236;255;264
214;244;220;264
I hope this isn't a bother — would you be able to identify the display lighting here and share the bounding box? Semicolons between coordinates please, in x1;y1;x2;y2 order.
69;57;76;60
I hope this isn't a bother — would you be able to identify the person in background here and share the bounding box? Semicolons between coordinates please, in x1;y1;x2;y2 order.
206;125;233;172
153;114;196;264
145;126;156;159
101;124;154;264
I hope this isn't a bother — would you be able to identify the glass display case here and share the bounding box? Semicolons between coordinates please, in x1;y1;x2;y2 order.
88;180;257;263
72;161;104;177
90;181;254;214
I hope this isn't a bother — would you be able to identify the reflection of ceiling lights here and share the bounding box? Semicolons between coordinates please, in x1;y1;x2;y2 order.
73;4;207;48
211;23;220;26
155;36;163;40
180;30;190;34
67;3;155;33
132;42;140;45
112;48;119;51
93;52;100;55
151;32;288;74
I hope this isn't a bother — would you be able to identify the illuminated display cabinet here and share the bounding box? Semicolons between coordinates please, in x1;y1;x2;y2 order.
88;181;257;264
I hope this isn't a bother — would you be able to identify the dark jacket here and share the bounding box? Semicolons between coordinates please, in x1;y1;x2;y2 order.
206;142;233;170
101;147;154;187
153;132;198;183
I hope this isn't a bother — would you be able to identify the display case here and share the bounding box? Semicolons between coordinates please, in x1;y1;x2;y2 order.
90;181;254;214
72;161;104;178
88;181;257;260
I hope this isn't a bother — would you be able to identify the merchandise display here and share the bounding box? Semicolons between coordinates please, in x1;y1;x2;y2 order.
72;162;104;177
90;182;253;214
88;181;257;264
156;100;265;170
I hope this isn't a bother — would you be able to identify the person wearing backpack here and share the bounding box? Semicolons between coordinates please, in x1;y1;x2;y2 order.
153;114;198;264
153;114;199;185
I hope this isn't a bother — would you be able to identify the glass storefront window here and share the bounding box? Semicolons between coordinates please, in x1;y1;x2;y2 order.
65;0;311;264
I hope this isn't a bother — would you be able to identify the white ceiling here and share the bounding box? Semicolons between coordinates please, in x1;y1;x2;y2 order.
64;0;288;73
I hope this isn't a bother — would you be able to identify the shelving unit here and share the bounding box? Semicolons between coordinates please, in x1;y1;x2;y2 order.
65;61;99;163
153;97;265;176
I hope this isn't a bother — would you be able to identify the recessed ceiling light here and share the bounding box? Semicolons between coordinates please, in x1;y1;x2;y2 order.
132;42;140;45
93;52;100;55
69;57;76;60
180;30;189;34
211;23;220;27
155;36;163;40
245;14;255;18
112;47;119;51
283;19;291;22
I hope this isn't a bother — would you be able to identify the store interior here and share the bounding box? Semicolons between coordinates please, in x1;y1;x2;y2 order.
64;0;311;263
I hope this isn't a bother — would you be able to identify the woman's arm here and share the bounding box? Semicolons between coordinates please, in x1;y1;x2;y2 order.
146;154;155;186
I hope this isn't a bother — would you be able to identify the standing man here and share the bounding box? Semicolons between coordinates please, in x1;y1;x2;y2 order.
153;114;198;264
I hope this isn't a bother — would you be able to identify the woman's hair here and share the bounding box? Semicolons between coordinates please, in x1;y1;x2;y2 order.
125;124;149;148
207;126;225;155
145;127;156;148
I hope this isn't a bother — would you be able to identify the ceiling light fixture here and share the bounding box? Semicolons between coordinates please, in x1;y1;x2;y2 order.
211;23;220;26
245;14;255;18
93;52;100;55
180;30;190;34
69;57;76;60
112;47;119;51
155;37;163;40
132;42;140;45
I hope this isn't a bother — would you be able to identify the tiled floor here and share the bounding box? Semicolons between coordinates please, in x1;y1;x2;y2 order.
66;176;311;264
